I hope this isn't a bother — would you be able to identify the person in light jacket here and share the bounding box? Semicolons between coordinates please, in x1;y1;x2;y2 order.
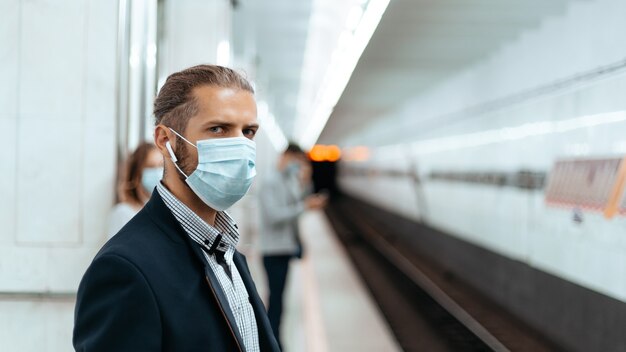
258;143;327;348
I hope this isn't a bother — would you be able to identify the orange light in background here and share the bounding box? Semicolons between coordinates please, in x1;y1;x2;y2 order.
326;145;341;162
308;144;342;162
308;145;326;162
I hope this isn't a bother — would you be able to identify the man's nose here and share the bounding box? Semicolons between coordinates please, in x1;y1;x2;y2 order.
229;130;245;138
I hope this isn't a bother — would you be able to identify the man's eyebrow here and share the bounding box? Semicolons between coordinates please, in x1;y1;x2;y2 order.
200;120;260;128
201;119;233;126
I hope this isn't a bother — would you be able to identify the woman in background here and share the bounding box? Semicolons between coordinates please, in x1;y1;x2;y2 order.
108;142;163;238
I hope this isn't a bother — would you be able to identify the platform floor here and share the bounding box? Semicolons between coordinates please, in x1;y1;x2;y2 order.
248;210;401;352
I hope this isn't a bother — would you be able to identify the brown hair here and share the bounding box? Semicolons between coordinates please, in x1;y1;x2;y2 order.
118;142;157;207
284;141;305;155
153;64;254;133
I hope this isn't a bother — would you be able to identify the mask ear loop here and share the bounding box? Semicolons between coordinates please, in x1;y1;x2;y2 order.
165;127;198;179
168;128;197;148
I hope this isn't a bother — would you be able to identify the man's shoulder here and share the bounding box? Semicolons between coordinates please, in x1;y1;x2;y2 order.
110;202;136;217
99;209;183;263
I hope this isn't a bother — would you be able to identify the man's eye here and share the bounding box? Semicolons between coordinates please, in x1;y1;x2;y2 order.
209;126;224;133
243;129;257;137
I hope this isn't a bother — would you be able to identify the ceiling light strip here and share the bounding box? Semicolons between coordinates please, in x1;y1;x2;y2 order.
398;110;626;155
257;100;288;151
298;0;390;149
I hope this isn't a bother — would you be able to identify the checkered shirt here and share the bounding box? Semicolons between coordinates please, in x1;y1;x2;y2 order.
157;182;260;352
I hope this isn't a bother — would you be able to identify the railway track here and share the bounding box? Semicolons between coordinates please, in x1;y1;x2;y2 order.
324;196;562;352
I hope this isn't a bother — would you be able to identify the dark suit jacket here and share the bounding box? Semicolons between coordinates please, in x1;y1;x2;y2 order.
73;191;280;352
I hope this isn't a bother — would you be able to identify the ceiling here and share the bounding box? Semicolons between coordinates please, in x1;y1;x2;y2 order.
236;0;581;146
233;0;313;136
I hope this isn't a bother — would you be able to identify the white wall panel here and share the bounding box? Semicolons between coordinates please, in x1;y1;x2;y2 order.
19;0;86;118
16;119;82;244
528;200;626;300
0;247;47;291
47;247;100;292
0;0;19;117
83;0;118;123
578;239;623;299
81;121;116;245
421;183;525;258
0;300;74;352
340;176;421;222
0;118;17;245
162;0;231;75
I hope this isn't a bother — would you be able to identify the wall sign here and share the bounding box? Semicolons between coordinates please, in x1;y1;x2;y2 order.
545;157;626;218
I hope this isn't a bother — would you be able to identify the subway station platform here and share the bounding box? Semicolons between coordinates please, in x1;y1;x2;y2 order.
6;1;626;351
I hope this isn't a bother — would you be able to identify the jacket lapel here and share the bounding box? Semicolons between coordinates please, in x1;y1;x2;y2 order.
185;235;246;352
203;266;246;352
234;253;281;352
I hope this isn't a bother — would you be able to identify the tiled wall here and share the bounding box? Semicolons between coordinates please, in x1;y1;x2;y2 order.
0;0;118;351
0;0;118;289
338;0;626;303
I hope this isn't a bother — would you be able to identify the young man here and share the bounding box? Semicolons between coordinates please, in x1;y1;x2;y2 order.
73;65;280;352
258;143;327;347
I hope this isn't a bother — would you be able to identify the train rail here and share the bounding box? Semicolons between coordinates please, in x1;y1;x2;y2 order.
324;196;562;352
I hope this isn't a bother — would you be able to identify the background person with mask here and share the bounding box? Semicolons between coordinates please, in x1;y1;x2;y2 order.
108;142;163;238
258;143;327;348
74;65;279;352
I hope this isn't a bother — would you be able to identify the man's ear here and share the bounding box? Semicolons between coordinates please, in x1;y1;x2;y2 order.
154;124;173;159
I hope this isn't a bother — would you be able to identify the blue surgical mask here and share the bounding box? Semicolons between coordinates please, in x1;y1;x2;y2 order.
141;167;163;194
166;128;256;211
285;162;300;176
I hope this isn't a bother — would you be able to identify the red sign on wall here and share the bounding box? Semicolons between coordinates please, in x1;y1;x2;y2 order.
545;157;626;218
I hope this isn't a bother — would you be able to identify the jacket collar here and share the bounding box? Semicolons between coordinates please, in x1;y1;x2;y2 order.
143;189;187;245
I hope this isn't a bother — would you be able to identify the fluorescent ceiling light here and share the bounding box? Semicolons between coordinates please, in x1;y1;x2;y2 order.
257;100;288;151
297;0;390;149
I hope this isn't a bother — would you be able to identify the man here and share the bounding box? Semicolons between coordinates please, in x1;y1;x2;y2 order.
74;65;280;352
258;143;327;347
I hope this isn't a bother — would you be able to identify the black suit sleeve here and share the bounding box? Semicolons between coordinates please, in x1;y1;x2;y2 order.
73;254;161;351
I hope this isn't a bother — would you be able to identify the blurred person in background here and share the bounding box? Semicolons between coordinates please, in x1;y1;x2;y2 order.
108;142;163;238
74;65;279;352
258;143;328;348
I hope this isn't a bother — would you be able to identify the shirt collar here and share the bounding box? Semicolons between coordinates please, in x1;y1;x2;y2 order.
156;182;240;253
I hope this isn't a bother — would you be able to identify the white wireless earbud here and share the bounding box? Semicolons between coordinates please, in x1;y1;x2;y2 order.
165;141;178;162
